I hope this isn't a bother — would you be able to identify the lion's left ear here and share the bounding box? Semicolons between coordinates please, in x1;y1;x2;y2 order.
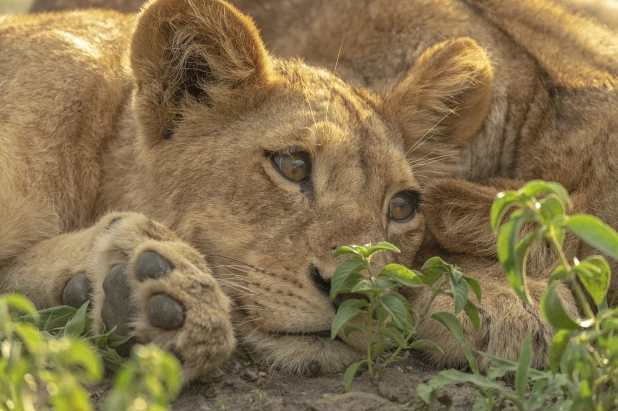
383;38;493;152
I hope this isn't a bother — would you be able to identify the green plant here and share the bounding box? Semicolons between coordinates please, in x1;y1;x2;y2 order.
0;294;102;411
329;242;482;391
0;294;181;411
418;180;618;410
253;390;268;402
103;344;181;411
213;394;229;410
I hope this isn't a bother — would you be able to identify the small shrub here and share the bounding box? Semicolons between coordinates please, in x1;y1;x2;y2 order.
329;242;482;391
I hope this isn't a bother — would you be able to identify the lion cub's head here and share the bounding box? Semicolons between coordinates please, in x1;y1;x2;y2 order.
129;0;493;374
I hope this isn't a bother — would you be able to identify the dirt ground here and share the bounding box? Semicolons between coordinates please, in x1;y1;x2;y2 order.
0;0;500;409
90;353;479;410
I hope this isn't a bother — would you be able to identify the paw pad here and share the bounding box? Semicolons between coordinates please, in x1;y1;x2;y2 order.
62;273;90;309
101;264;135;336
135;250;172;281
148;294;185;329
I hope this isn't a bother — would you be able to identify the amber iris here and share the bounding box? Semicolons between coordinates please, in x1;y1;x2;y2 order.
271;151;312;182
388;191;419;222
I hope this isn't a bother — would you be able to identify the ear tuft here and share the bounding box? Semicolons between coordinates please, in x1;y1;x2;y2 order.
383;38;493;172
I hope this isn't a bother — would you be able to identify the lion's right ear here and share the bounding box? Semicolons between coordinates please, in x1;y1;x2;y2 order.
130;0;274;140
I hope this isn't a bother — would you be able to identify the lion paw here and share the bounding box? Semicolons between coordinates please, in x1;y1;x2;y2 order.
62;213;235;382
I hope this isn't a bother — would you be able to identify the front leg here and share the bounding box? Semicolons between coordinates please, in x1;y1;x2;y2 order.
423;177;585;276
403;251;578;370
2;212;235;381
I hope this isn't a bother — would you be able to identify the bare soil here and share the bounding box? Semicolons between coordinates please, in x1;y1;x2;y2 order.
1;1;482;409
91;353;479;410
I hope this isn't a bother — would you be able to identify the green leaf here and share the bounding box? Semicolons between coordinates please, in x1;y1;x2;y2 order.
421;257;449;273
420;257;450;286
577;379;594;410
330;258;365;299
431;312;478;373
436;369;511;394
161;353;182;397
520;180;572;209
366;242;400;256
563;214;618;261
432;312;464;345
541;285;580;330
349;280;378;295
4;294;39;318
487;366;508;380
416;383;435;404
30;305;78;331
497;217;531;303
515;333;532;400
451;267;463;283
380;294;412;330
343;360;365;391
373;341;398;356
548;265;570;284
463;301;480;331
330;299;367;339
381;293;412;330
451;279;468;314
66;339;104;382
64;301;89;337
379;325;406;345
379;264;425;287
372;278;398;292
332;272;365;299
333;246;361;258
14;323;43;352
408;339;444;355
462;275;482;303
574;256;610;306
343;324;365;337
549;329;571;374
539;194;566;220
478;352;547;379
490;191;520;231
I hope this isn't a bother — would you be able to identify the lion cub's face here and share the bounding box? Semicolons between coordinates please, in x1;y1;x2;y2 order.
131;0;492;374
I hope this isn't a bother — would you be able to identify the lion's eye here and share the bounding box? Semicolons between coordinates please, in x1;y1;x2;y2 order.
388;191;420;222
271;151;312;182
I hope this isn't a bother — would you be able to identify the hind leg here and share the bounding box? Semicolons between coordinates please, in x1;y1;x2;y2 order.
1;212;235;381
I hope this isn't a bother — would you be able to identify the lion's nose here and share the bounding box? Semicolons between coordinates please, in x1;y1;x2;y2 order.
309;263;331;300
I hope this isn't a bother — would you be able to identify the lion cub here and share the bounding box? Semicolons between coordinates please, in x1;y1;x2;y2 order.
230;0;618;371
0;0;493;379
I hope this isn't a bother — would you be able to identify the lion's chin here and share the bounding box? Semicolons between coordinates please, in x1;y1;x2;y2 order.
238;329;363;375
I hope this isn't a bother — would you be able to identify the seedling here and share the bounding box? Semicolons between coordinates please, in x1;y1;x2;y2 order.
329;242;482;391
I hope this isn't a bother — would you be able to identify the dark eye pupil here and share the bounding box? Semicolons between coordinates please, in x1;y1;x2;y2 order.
389;191;419;222
272;151;311;182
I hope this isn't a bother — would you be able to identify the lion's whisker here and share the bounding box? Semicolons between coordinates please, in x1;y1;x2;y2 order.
405;107;458;157
326;35;346;122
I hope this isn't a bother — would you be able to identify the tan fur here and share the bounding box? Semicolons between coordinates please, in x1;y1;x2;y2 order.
225;0;618;370
0;0;493;379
